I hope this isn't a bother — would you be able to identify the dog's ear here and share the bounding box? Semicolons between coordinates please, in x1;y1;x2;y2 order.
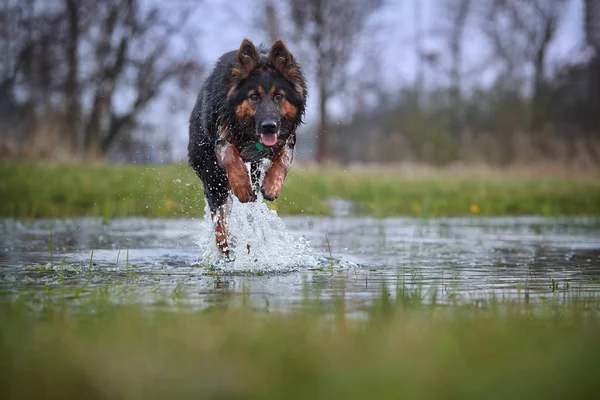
268;40;305;97
236;39;260;77
268;40;292;75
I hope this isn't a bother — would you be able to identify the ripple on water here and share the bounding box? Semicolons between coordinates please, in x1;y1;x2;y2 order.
1;214;600;312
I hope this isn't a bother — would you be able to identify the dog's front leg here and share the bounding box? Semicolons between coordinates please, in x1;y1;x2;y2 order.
216;139;255;203
261;141;294;201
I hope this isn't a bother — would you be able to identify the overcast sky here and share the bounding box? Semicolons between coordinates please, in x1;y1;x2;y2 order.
151;0;585;161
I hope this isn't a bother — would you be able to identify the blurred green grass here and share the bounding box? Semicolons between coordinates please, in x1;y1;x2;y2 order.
1;160;600;218
1;291;599;400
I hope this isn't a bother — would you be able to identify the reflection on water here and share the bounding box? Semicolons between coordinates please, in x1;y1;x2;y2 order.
1;216;600;312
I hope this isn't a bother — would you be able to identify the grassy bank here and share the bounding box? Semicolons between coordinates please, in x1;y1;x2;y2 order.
1;294;599;399
1;160;600;218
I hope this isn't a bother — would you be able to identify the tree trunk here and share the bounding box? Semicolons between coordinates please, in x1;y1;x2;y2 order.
64;0;81;156
84;80;115;158
448;0;470;141
316;81;328;164
84;32;128;158
101;114;132;153
530;17;554;131
584;0;600;52
317;82;329;164
264;0;280;43
414;0;424;111
84;93;103;157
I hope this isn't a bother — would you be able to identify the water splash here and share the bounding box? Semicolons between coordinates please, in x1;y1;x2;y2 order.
196;195;318;273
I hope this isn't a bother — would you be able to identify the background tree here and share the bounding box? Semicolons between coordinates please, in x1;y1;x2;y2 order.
585;0;600;51
77;0;203;157
478;0;568;130
443;0;472;139
2;0;598;166
0;0;202;160
262;0;281;44
286;0;383;163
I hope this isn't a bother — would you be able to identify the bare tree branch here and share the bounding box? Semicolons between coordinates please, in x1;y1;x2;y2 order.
284;0;383;163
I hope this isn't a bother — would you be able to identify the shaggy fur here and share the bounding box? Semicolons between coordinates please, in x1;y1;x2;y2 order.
188;39;307;255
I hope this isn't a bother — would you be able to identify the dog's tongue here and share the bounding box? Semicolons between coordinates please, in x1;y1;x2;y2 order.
260;133;277;147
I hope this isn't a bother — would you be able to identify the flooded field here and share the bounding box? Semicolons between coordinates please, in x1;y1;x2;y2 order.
3;211;600;399
2;208;600;313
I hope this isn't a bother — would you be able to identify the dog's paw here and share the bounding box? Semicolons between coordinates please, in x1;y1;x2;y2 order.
261;174;284;201
228;169;256;203
232;182;256;203
260;187;278;201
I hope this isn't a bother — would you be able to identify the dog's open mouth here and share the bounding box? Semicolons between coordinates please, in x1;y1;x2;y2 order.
260;133;278;147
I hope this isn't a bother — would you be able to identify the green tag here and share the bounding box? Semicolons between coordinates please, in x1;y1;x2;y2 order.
256;142;263;151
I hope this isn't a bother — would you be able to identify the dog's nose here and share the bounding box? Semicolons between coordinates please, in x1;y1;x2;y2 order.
261;120;277;133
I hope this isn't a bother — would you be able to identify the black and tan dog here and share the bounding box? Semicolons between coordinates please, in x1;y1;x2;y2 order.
188;39;307;255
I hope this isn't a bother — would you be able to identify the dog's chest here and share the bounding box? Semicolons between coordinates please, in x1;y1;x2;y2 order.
239;141;278;162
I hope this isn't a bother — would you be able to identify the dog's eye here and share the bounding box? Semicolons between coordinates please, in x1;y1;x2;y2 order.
250;93;259;101
274;94;283;102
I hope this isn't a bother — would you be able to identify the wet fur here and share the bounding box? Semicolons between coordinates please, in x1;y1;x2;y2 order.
188;39;307;255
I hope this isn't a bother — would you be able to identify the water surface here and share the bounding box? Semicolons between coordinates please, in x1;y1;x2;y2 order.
1;214;600;312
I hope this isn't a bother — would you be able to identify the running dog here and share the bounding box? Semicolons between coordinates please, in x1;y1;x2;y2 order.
188;39;307;255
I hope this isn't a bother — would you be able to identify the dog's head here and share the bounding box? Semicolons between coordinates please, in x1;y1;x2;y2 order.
228;39;306;147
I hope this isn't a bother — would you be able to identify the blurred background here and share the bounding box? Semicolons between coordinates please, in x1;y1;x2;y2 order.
0;0;598;166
